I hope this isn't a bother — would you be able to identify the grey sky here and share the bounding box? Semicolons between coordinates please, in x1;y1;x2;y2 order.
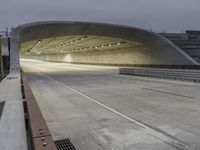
0;0;200;32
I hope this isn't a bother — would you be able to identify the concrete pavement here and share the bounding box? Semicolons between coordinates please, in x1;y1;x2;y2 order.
21;59;200;150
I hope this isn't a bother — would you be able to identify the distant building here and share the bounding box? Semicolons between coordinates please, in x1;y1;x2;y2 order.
161;30;200;63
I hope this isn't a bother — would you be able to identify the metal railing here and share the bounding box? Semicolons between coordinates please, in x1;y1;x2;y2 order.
119;67;200;82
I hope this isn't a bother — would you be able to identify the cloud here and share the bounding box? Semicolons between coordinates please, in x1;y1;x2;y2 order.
0;0;200;32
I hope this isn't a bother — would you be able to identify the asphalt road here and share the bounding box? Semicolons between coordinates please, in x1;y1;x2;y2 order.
21;59;200;150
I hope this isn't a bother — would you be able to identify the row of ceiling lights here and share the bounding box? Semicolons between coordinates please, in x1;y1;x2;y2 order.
43;36;88;50
27;40;42;52
40;41;126;54
27;36;88;54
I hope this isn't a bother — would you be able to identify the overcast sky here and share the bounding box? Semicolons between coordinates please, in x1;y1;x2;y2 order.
0;0;200;32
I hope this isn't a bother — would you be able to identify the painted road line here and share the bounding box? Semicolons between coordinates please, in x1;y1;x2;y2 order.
21;62;196;150
35;71;194;150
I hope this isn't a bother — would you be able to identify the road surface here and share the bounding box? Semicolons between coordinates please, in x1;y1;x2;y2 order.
21;59;200;150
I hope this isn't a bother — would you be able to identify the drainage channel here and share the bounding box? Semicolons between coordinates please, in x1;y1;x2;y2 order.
54;137;76;150
21;70;57;150
21;70;76;150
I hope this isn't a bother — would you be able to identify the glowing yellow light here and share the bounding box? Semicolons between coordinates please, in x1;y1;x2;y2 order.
63;54;72;62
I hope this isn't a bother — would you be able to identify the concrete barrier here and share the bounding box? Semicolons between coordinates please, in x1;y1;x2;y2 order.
120;67;200;82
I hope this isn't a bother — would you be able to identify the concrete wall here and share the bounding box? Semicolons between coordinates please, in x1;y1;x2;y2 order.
19;21;199;65
0;27;27;150
23;47;190;65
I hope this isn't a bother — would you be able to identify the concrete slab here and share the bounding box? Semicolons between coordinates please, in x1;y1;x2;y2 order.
21;59;200;150
0;71;27;150
0;100;27;150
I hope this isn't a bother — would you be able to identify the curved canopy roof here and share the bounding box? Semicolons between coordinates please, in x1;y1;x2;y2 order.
17;21;198;65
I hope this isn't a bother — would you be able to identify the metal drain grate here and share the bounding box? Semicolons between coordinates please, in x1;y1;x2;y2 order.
0;101;5;119
54;138;76;150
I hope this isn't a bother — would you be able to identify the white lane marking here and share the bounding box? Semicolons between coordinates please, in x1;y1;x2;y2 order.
21;62;195;149
33;71;193;150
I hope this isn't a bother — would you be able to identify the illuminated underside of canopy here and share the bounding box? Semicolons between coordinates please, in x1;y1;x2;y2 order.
18;21;198;65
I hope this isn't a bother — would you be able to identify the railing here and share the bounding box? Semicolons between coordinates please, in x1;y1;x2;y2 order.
119;67;200;82
21;71;57;150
